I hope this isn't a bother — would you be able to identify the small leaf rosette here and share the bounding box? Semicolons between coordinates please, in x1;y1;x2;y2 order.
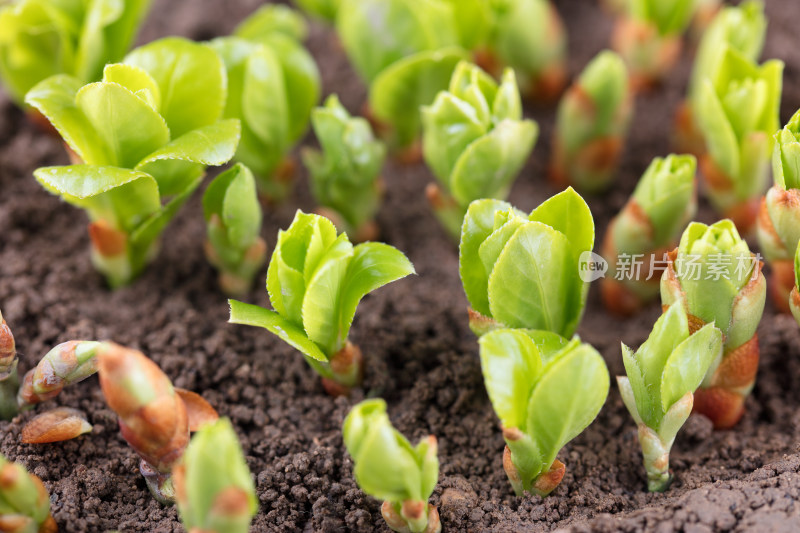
211;5;321;200
674;0;766;156
203;164;266;297
229;211;415;396
479;329;609;496
303;94;386;241
459;188;594;338
174;418;258;533
550;51;632;193
0;454;57;533
0;0;151;108
618;303;723;492
756;109;800;312
343;399;440;533
611;0;697;89
422;61;538;239
27;38;241;288
601;154;697;316
696;47;783;234
661;220;766;429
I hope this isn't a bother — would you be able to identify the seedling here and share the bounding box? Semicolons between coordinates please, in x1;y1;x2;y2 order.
229;211;415;396
790;242;800;326
303;95;386;242
549;51;632;193
479;329;609;496
0;453;57;533
27;38;241;288
97;342;219;503
611;0;698;89
674;0;766;156
618;303;723;491
661;220;766;429
203;164;267;297
756;109;800;312
422;61;538;239
602;154;697;316
292;0;339;22
211;5;321;200
695;47;783;234
459;188;594;338
174;418;258;533
343;399;440;533
0;0;151;110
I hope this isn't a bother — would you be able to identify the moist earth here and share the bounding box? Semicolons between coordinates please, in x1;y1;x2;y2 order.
1;0;800;531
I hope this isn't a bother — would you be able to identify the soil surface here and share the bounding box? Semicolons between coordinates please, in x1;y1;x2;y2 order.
2;0;800;531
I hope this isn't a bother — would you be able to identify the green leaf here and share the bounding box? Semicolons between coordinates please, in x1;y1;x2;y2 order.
203;163;262;250
228;300;327;362
102;63;161;110
528;187;595;260
661;323;723;412
235;4;308;43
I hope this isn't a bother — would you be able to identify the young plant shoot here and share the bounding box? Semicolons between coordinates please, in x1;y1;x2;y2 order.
550;51;632;193
292;0;339;22
459;188;594;338
97;342;219;503
611;0;698;89
601;154;698;316
174;418;258;533
0;310;19;420
336;0;467;154
791;242;800;326
203;164;266;297
756;109;800;313
0;453;57;533
229;212;415;396
211;5;321;200
479;329;609;496
661;220;766;429
303;95;386;242
343;399;440;533
0;0;151;110
695;47;783;234
618;303;723;491
27;38;241;288
477;0;568;101
674;0;766;156
422;61;538;239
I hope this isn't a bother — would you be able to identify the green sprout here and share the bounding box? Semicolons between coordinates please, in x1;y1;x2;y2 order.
210;5;320;200
611;0;698;88
343;399;440;533
756;108;800;313
479;329;609;496
791;242;800;327
0;0;151;109
459;188;594;338
292;0;340;22
422;61;538;239
174;418;258;533
695;47;783;234
601;154;697;316
336;0;467;152
675;0;766;156
229;211;415;396
618;302;723;492
661;220;766;429
27;38;241;288
0;453;57;533
203;164;266;297
302;94;386;242
549;50;632;193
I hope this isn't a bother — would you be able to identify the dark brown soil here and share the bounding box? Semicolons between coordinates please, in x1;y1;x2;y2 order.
2;0;800;531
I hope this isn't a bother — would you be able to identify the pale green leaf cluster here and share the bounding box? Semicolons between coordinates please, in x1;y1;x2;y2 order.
210;5;320;196
229;212;414;378
343;399;438;505
28;38;240;287
303;95;386;235
0;453;51;530
177;419;257;533
459;188;594;338
422;61;538;233
479;329;609;491
0;0;151;106
292;0;340;22
772;108;800;191
696;47;783;206
627;0;698;36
